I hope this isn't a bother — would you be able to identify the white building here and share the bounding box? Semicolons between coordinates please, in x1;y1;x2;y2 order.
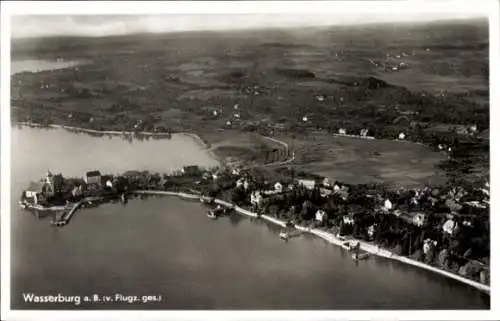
236;178;244;188
333;184;341;193
106;180;113;188
442;219;458;235
384;199;393;211
250;191;264;208
338;128;346;135
463;220;473;227
412;213;426;227
368;225;375;238
398;132;406;140
360;128;369;137
322;177;331;187
297;179;316;190
274;182;283;193
302;116;308;123
315;209;326;222
343;215;354;225
423;239;436;255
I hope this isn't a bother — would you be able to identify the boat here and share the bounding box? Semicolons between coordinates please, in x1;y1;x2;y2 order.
207;205;224;219
207;210;218;219
351;250;370;261
352;252;370;261
279;231;289;241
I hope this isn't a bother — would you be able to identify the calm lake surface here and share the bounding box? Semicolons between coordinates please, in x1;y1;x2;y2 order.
11;127;489;309
11;59;85;75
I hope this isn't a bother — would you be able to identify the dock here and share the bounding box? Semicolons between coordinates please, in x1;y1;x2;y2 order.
51;201;82;227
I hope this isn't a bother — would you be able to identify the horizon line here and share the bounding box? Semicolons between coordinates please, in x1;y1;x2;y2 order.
10;15;488;41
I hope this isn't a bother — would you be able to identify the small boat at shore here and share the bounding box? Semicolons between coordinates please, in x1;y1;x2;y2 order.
279;231;289;241
207;209;218;219
352;252;370;261
207;205;225;219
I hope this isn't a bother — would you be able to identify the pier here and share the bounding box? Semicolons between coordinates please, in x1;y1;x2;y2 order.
51;201;83;227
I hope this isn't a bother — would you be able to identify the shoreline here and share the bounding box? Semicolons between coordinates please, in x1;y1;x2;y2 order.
25;190;490;295
15;121;225;165
140;191;491;294
14;122;295;168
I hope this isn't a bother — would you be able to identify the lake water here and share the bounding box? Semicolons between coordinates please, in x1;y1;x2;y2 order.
10;127;489;309
11;60;85;75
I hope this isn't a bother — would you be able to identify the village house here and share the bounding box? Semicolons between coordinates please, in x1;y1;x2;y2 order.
338;128;347;135
297;179;316;190
360;128;369;137
423;239;437;255
236;178;245;188
85;170;102;187
181;166;200;177
412;212;427;227
398;132;406;140
315;209;326;222
24;181;48;205
343;215;354;225
383;198;393;211
442;218;458;235
367;224;375;238
71;185;84;198
274;182;283;193
250;191;264;209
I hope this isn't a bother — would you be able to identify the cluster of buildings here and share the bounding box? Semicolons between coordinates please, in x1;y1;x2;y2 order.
23;170;114;205
228;165;489;242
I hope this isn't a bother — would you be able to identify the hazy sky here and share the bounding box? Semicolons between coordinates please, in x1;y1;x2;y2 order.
11;13;484;39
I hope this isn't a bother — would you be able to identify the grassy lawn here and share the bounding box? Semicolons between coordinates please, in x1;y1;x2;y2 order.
280;132;446;188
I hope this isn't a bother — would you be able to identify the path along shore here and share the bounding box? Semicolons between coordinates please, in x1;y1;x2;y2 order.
138;191;490;294
136;191;490;294
25;190;487;294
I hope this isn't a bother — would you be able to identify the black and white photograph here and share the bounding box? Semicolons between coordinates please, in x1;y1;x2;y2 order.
1;1;498;320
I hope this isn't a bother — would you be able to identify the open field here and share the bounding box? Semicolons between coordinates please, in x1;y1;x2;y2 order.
280;132;447;188
202;129;286;165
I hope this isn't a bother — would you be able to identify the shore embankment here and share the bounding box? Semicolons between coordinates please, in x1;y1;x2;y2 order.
21;189;490;294
132;190;490;294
